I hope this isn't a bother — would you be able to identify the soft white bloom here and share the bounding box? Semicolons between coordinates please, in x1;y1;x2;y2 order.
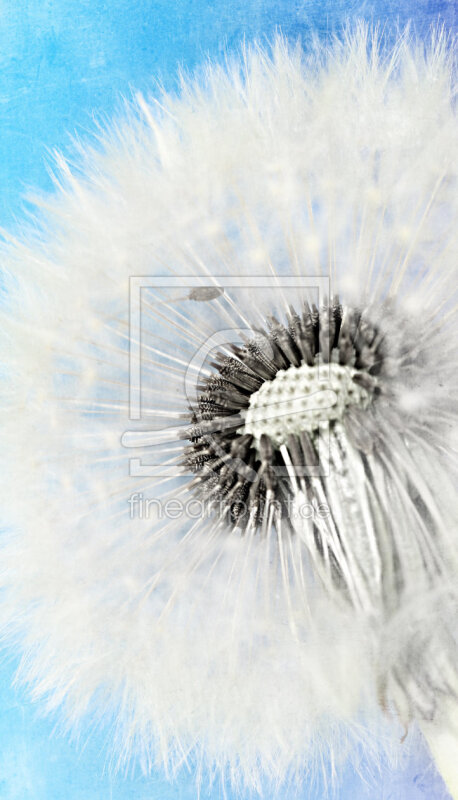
0;26;457;797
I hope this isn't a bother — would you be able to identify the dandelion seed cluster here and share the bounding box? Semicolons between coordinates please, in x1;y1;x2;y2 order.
184;300;379;536
0;26;457;798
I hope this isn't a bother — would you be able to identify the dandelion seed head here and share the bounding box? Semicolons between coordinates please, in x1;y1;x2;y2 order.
184;300;386;535
0;24;457;797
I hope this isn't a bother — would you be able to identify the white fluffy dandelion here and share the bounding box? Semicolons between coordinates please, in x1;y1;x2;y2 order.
0;25;457;798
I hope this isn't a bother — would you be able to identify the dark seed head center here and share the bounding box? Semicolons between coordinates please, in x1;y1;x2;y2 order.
182;299;383;530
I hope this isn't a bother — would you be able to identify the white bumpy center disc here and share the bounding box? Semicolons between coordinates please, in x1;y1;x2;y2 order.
243;362;372;447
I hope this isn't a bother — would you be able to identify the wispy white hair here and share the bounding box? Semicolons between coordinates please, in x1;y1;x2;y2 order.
0;25;457;797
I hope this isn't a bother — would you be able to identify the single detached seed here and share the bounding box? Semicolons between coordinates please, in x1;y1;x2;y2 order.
188;286;224;302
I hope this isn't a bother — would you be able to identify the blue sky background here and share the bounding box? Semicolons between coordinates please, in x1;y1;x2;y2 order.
0;0;456;230
0;1;456;798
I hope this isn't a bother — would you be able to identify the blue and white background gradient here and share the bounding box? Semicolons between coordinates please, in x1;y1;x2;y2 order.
0;2;456;798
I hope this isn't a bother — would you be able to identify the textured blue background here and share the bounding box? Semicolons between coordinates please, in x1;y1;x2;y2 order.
0;0;456;229
0;2;456;798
